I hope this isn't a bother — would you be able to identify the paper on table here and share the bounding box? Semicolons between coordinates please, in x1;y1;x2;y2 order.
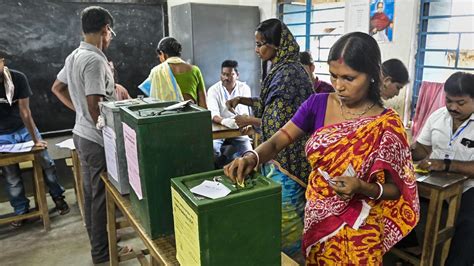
416;173;430;182
123;122;143;200
55;138;75;150
0;141;34;153
190;180;231;199
103;126;119;182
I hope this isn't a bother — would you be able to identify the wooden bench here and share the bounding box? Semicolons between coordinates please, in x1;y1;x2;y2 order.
0;147;50;230
390;172;467;265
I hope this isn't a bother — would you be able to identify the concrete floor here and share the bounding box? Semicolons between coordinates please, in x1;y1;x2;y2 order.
0;189;145;266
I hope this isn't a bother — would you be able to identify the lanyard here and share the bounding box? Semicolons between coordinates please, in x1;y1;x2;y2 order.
449;119;473;147
222;83;236;101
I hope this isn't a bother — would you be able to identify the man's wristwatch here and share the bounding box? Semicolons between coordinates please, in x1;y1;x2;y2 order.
444;159;452;172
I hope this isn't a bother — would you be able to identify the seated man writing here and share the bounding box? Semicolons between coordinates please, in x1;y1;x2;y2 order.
207;60;252;168
411;72;474;266
0;55;69;228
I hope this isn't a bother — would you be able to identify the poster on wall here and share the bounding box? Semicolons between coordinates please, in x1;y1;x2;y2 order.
369;0;395;43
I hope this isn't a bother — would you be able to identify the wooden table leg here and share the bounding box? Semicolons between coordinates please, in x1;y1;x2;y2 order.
33;154;50;231
71;150;85;224
150;256;160;266
440;186;463;264
420;189;443;265
106;188;119;266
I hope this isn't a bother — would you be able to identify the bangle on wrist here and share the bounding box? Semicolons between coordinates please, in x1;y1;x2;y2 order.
444;159;452;172
242;150;259;168
369;182;384;200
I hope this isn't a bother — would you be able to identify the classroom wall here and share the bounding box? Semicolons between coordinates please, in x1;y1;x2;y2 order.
377;0;419;124
168;0;420;121
0;0;166;133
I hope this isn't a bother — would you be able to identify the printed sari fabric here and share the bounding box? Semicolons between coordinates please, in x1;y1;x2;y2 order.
252;21;314;258
253;21;314;184
149;57;185;102
304;109;419;265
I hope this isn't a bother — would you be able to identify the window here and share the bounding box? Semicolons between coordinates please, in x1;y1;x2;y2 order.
278;0;345;83
413;0;474;108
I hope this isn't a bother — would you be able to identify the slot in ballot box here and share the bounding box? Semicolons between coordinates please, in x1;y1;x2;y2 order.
171;169;282;266
120;101;214;238
100;98;159;195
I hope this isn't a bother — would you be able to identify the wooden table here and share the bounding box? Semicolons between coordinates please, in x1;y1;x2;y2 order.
101;173;297;265
390;172;468;265
0;147;50;230
212;122;255;140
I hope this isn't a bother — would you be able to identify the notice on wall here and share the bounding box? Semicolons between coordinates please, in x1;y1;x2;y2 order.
345;0;370;33
122;122;142;200
103;126;118;182
172;188;200;265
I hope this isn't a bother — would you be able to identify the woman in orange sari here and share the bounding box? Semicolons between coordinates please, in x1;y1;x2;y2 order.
224;32;419;265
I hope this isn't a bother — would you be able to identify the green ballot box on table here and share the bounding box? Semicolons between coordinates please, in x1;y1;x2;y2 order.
100;98;159;195
171;169;282;266
120;101;214;238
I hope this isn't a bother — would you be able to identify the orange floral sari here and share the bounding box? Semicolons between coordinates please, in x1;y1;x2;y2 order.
304;109;419;265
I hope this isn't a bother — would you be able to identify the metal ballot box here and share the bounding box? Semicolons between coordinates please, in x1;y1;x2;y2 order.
171;169;281;266
100;98;158;195
120;101;214;238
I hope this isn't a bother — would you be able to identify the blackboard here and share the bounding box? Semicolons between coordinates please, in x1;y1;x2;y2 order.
0;0;166;133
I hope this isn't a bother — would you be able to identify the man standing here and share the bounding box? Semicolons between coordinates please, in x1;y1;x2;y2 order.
0;54;69;228
207;60;253;167
51;6;122;264
411;72;474;266
299;51;334;93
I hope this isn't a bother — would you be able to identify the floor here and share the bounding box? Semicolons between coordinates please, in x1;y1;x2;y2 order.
0;189;145;266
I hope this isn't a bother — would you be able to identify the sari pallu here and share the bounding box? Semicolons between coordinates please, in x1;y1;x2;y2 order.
149;57;185;102
303;109;419;265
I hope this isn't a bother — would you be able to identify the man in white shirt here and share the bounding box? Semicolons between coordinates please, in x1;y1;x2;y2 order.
411;72;474;266
207;60;252;168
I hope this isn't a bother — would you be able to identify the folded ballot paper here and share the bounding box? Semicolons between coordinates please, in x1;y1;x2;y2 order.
190;180;231;199
318;163;356;185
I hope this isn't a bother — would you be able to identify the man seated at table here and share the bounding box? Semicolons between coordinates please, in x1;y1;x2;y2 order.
0;54;69;228
207;60;252;168
411;72;474;266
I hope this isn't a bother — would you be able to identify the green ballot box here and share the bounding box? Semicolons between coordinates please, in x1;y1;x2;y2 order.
171;169;281;266
100;98;159;195
120;101;214;238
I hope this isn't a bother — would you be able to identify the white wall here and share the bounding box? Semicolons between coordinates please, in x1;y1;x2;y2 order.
168;0;278;35
345;0;420;122
377;0;419;124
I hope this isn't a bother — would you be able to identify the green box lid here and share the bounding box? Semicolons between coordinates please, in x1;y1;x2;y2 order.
120;101;210;125
100;98;159;112
171;169;281;212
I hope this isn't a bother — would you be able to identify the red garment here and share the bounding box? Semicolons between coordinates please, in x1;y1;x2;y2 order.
304;109;419;264
411;81;446;140
370;12;390;31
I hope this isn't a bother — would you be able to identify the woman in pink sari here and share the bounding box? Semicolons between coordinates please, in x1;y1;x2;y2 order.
224;32;419;265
